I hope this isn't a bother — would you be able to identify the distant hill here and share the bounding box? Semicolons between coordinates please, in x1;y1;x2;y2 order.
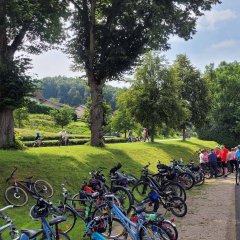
40;76;125;110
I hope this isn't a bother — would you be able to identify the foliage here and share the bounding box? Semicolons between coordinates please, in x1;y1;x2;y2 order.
0;59;36;109
50;106;74;129
111;90;137;138
14;107;29;128
28;101;54;114
124;52;186;142
197;61;240;147
41;76;121;110
67;0;220;146
172;54;212;132
0;0;68;148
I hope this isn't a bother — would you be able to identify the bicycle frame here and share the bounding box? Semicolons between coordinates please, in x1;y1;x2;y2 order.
12;180;35;194
19;217;58;240
85;200;147;240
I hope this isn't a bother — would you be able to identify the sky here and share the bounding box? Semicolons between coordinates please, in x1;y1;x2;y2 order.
29;0;240;87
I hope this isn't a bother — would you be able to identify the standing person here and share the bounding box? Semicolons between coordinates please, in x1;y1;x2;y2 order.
128;130;133;142
199;149;207;170
228;148;237;173
208;149;218;178
236;145;240;172
219;145;229;177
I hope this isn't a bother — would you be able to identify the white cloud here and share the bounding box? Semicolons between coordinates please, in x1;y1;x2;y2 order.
211;40;239;50
197;9;237;31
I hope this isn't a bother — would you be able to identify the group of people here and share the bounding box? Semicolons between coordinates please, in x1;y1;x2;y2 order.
128;128;150;142
199;145;240;178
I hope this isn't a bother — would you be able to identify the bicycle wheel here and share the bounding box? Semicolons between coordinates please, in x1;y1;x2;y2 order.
168;196;187;217
101;217;128;239
51;205;77;234
194;172;205;186
162;220;178;240
4;186;28;207
41;232;70;240
162;182;186;202
177;173;195;190
112;186;133;214
140;223;170;240
34;180;54;198
132;181;152;203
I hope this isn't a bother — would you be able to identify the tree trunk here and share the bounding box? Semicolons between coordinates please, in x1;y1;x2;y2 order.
182;125;186;141
89;80;104;147
0;108;15;148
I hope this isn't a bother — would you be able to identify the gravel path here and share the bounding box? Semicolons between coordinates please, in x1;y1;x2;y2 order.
177;175;236;240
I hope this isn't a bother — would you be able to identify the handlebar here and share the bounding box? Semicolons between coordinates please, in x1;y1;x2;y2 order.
32;195;52;206
6;167;18;182
109;163;122;175
143;162;150;169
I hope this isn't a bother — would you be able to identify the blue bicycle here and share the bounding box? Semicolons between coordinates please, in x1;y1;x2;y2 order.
0;198;70;240
84;194;171;240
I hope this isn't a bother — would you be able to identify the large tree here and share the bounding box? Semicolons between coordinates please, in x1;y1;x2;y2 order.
67;0;220;146
124;52;187;142
0;0;67;148
198;61;240;147
172;54;212;140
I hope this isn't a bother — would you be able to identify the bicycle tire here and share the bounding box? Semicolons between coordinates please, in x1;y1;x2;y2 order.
168;196;187;217
89;214;128;239
112;186;134;214
52;205;77;234
4;186;28;207
162;220;178;240
41;232;70;240
139;222;170;240
132;181;152;203
194;172;205;186
177;173;195;190
34;180;54;198
162;182;186;202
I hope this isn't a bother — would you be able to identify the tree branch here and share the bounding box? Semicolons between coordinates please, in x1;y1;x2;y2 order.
8;23;30;58
69;0;83;13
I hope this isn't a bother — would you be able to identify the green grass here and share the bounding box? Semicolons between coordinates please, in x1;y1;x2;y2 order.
21;114;90;135
0;138;217;239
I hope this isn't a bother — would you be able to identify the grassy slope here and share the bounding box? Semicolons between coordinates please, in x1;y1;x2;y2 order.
0;139;216;239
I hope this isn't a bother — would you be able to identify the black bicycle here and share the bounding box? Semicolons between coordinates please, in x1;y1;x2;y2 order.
132;163;187;217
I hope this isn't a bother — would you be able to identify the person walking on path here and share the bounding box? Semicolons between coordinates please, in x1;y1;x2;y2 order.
208;149;218;178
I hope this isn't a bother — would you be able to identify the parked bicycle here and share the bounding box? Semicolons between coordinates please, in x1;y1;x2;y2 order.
4;168;54;207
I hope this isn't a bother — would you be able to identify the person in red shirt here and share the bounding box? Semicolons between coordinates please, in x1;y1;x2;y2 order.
219;145;229;177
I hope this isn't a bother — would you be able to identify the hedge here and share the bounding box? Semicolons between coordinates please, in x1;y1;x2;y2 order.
23;137;127;147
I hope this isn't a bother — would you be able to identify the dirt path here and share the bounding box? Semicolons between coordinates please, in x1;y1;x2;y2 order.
177;175;236;240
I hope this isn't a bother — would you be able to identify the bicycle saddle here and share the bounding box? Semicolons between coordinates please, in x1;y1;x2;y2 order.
21;229;43;238
49;216;67;225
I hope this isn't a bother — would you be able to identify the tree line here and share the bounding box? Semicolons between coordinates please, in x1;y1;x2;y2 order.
40;76;121;111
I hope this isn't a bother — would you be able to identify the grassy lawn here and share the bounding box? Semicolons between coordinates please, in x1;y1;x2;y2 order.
0;138;217;239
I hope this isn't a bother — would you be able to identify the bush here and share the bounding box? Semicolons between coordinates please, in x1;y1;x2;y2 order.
28;102;53;114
